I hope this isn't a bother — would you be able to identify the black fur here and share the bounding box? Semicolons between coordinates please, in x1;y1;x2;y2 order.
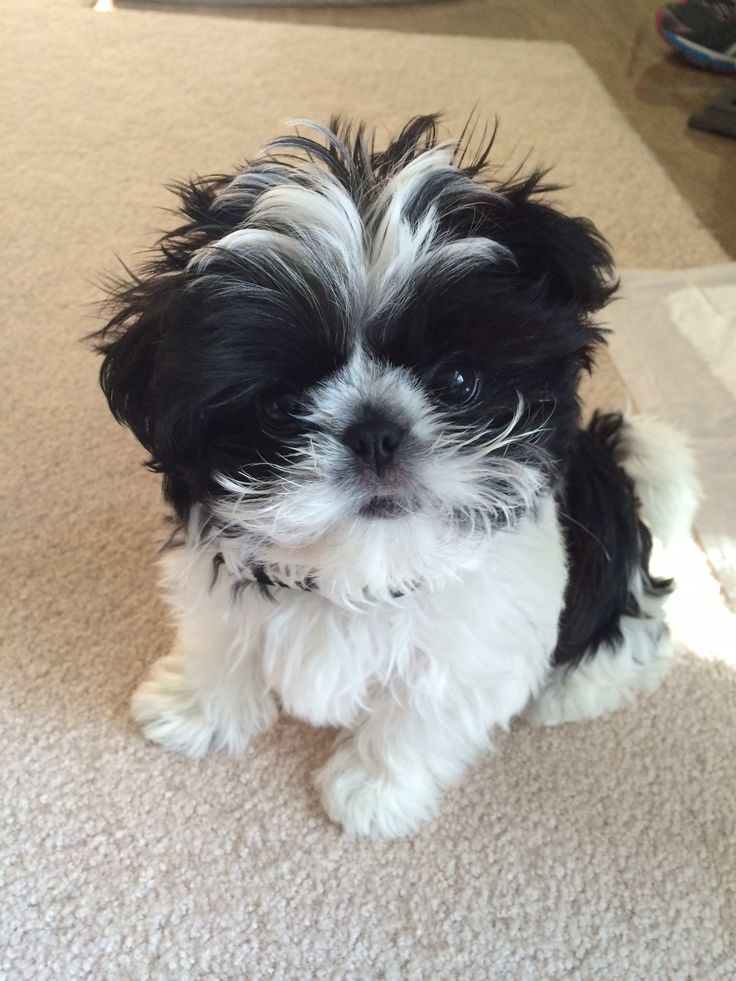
553;412;673;666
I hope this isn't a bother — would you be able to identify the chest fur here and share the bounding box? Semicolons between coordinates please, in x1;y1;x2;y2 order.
259;595;415;726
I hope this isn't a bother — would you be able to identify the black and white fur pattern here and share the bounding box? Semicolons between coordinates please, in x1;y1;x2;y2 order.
93;118;699;838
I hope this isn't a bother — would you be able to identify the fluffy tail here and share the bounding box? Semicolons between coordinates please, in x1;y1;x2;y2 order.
527;413;699;728
615;415;699;550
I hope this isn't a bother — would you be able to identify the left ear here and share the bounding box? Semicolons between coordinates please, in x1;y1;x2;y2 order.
495;179;617;315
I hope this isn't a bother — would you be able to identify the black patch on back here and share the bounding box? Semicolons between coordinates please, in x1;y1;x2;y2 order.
553;412;672;667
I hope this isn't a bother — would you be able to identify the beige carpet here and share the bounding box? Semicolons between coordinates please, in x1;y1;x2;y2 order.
126;0;446;8
1;1;734;977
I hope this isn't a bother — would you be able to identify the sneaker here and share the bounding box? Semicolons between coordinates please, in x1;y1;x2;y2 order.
656;0;736;73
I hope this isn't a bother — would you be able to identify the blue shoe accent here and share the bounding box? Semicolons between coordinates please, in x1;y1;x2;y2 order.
663;28;736;73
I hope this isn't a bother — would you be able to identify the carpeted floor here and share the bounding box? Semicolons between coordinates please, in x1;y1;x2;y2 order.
130;0;445;8
1;1;734;977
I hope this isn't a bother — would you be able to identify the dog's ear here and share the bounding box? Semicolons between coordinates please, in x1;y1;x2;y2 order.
92;175;232;469
92;272;186;470
493;174;617;315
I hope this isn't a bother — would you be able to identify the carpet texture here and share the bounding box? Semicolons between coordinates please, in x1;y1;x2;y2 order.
1;2;734;977
127;0;446;8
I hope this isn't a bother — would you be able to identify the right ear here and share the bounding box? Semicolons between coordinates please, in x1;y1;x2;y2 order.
92;273;181;467
91;173;232;465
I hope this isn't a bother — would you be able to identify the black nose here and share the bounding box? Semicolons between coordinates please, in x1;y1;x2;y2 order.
342;419;404;475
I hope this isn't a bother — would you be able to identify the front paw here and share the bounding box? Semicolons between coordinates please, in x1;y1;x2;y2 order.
314;740;438;839
131;656;220;757
131;655;269;758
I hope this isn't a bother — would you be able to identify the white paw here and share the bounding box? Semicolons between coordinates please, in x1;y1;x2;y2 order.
314;740;438;839
131;655;271;758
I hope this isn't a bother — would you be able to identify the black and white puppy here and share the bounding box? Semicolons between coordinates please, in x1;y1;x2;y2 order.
93;117;698;838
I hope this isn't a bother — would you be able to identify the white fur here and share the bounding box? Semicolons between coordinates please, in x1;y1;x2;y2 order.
133;495;567;839
526;577;673;728
615;414;700;548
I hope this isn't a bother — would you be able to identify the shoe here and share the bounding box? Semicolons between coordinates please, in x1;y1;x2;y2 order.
656;0;736;73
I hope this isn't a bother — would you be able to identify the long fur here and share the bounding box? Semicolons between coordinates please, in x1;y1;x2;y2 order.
92;117;698;837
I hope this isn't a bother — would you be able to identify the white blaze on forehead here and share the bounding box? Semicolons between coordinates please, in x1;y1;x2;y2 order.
247;174;366;301
304;347;435;440
364;143;509;314
366;144;459;289
188;168;366;315
189;128;509;324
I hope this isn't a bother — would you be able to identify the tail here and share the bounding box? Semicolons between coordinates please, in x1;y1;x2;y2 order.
613;414;699;550
527;413;699;728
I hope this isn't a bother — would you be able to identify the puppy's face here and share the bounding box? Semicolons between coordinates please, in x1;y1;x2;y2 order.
95;117;614;592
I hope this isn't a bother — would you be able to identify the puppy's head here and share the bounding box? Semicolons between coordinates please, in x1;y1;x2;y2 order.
93;116;614;597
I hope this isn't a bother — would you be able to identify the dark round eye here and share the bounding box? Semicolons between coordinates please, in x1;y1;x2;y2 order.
432;362;481;405
259;390;301;428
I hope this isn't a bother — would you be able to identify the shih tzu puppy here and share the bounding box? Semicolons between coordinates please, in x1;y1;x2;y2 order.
93;117;698;838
